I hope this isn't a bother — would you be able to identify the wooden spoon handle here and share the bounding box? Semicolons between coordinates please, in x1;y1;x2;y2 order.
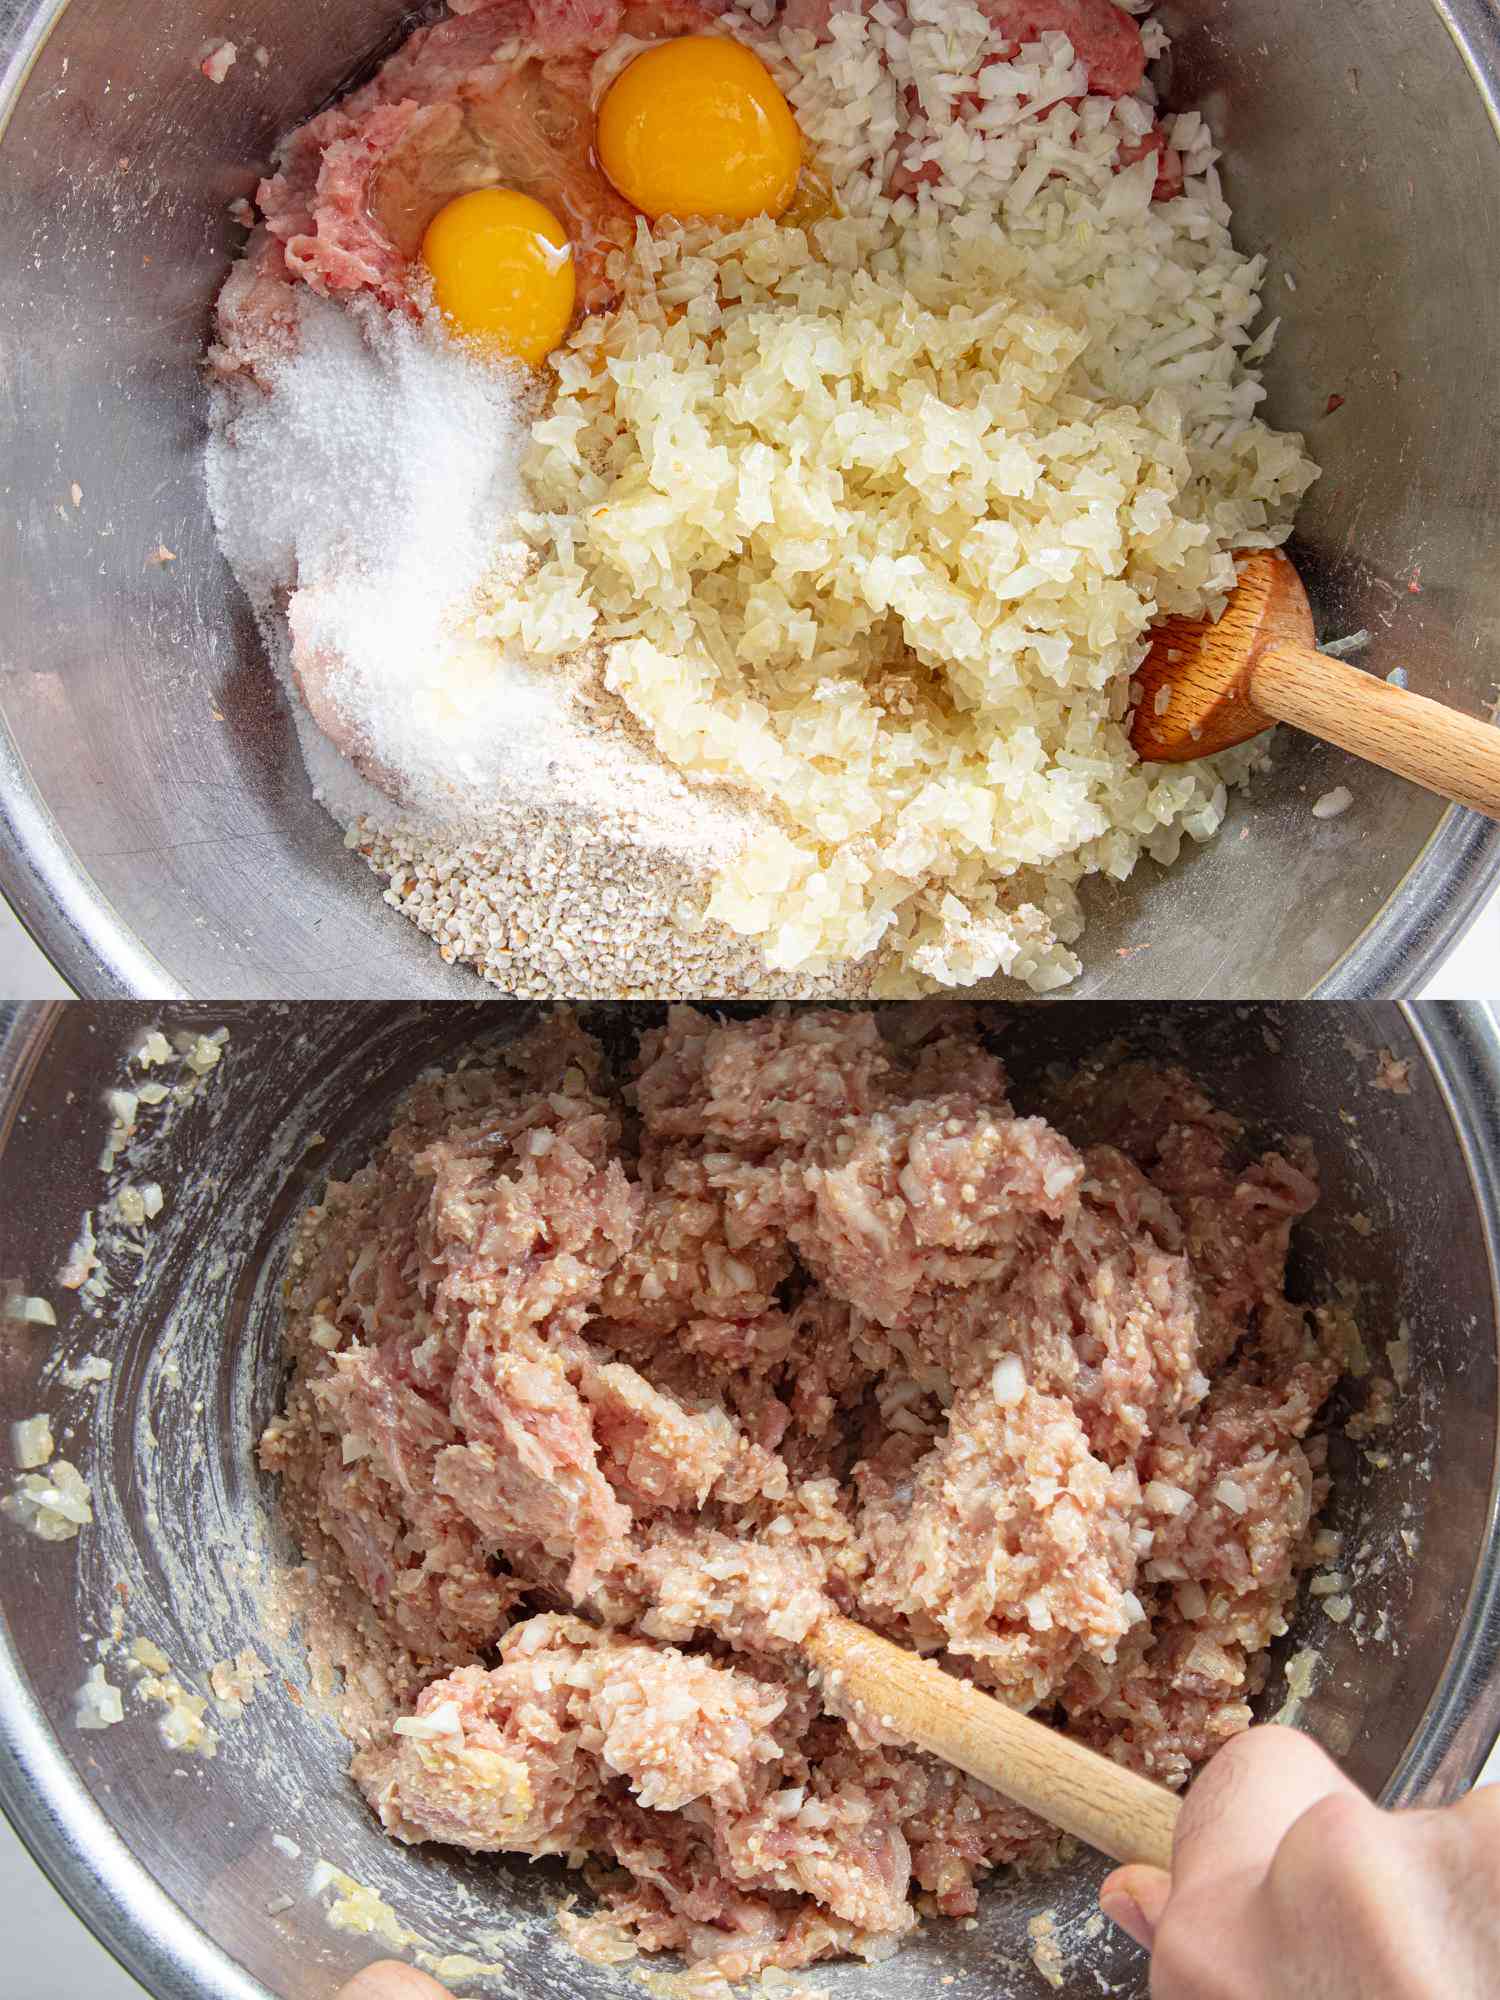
1252;642;1500;819
803;1615;1180;1872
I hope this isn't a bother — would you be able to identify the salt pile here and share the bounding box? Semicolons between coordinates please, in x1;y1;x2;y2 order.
205;292;752;851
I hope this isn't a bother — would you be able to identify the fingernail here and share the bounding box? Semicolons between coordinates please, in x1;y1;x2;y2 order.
1099;1887;1155;1951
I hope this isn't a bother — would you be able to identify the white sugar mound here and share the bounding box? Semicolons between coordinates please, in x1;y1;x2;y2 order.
206;293;748;851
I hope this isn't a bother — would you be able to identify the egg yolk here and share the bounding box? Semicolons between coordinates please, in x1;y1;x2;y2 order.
596;36;802;222
421;188;576;367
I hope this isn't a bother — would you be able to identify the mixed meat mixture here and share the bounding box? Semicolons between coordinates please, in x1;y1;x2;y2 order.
262;1008;1350;1975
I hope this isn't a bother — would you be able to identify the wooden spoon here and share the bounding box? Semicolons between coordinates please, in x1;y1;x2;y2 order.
804;1614;1179;1872
1129;549;1500;820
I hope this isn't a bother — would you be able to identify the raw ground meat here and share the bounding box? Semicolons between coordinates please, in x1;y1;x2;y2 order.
212;0;700;375
262;1007;1353;1976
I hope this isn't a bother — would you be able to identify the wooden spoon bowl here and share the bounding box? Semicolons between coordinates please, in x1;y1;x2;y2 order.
1130;549;1500;820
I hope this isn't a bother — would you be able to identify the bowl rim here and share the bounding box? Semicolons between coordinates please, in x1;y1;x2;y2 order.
1;997;1499;1999
2;0;1500;999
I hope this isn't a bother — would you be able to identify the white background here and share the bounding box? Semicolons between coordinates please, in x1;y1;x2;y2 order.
2;886;1497;999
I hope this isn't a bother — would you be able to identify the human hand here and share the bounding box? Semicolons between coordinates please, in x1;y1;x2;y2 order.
332;1729;1500;2000
335;1966;451;2000
1100;1723;1500;1998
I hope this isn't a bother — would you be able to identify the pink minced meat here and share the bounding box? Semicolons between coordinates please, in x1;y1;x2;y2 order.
211;0;700;373
263;1007;1354;1975
985;0;1145;94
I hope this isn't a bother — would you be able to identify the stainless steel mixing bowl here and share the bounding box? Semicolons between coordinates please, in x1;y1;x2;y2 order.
3;4;1500;998
1;1000;1499;2000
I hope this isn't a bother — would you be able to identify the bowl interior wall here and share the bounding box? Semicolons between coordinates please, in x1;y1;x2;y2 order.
2;2;1500;993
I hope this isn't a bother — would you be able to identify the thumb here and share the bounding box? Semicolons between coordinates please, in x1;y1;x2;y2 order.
1099;1864;1172;1950
336;1964;452;2000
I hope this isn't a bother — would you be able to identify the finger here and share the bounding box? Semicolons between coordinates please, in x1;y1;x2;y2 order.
1099;1864;1172;1949
336;1963;453;2000
1172;1725;1365;1893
